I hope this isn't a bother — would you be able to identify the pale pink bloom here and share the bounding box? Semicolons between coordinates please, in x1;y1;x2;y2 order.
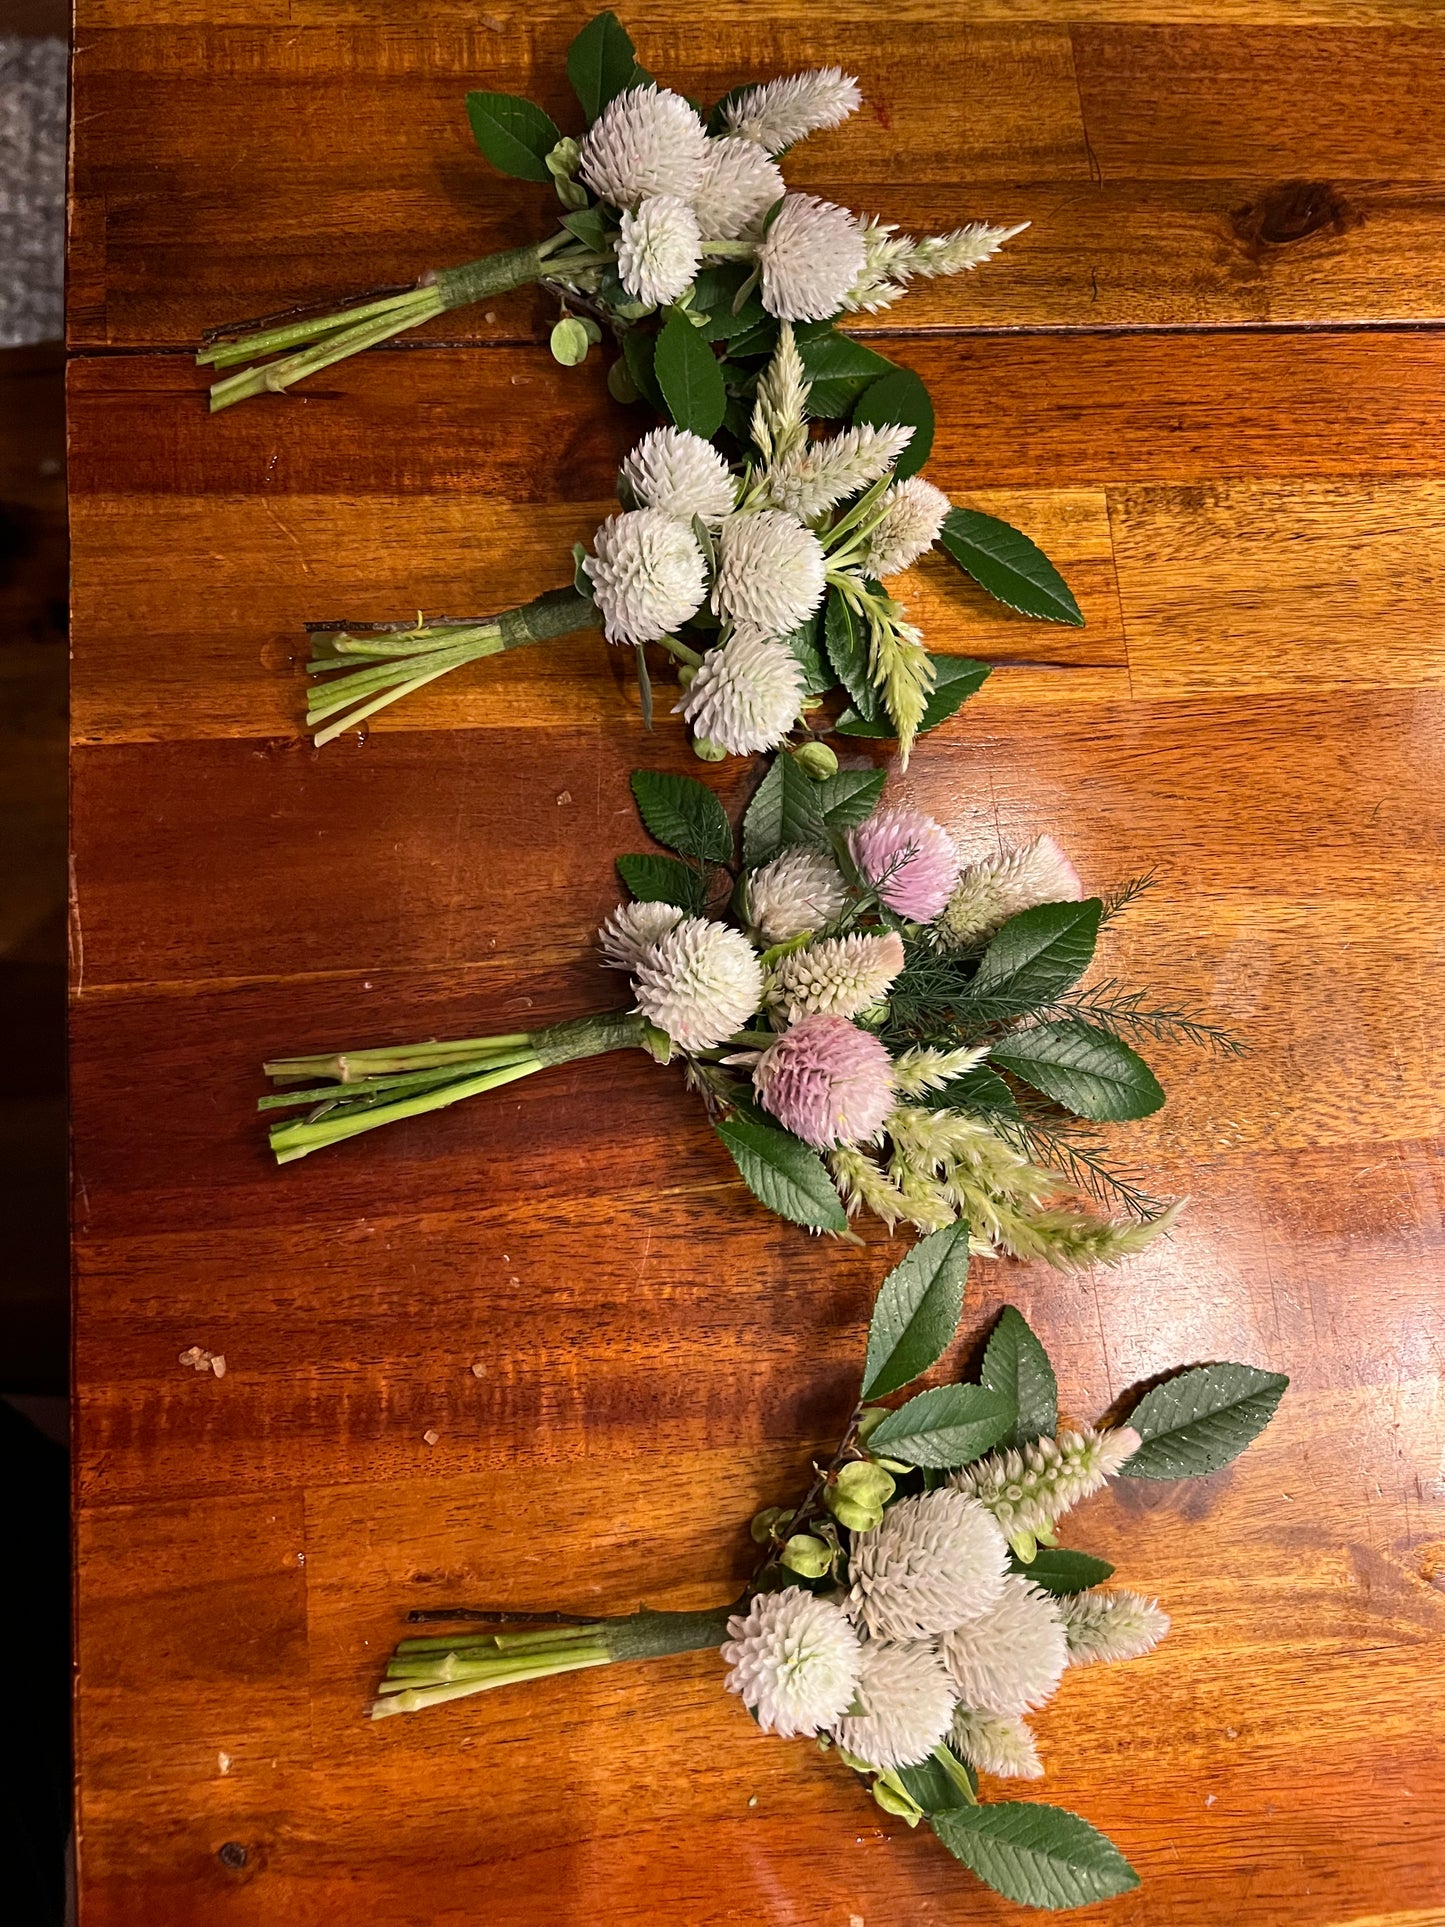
848;805;961;921
752;1013;895;1148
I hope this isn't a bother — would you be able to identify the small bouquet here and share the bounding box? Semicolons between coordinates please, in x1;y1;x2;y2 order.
306;322;1080;756
370;1275;1287;1912
199;13;1024;412
260;754;1237;1263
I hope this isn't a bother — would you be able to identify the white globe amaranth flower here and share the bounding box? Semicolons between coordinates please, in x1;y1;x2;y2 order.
756;195;869;322
859;477;952;578
765;423;915;522
583;508;708;646
679;634;804;756
631;916;764;1051
743;845;849;944
693;135;785;240
616;195;702;307
713;508;827;644
940;835;1084;947
1060;1589;1171;1667
939;1575;1069;1718
847;1488;1009;1641
620;426;736;528
598;899;683;971
952;1426;1141;1543
951;1706;1044;1781
578;85;710;208
834;1639;957;1772
769;931;905;1022
723;68;862;155
721;1587;862;1738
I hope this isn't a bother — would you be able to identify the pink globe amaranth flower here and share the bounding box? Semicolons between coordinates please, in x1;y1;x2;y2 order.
752;1013;895;1149
848;805;961;922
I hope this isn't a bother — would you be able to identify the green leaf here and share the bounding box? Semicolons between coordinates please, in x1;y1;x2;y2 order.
566;12;645;122
939;507;1084;627
814;768;886;834
741;753;825;868
1121;1362;1289;1479
621;329;664;412
867;1384;1015;1469
630;770;734;864
615;853;706;911
991;1019;1166;1122
560;206;613;252
835;652;989;739
823;586;880;720
897;1753;977;1815
932;1804;1139;1909
937;1064;1019;1118
654;307;726;437
690;262;767;341
795;325;899;418
852;367;934;478
713;1112;848;1233
1008;1546;1115;1595
861;1222;972;1401
782;612;831;697
980;1306;1058;1446
968;899;1103;1018
465;93;562;184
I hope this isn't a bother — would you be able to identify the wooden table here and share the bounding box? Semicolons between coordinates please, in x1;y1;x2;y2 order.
69;6;1445;1923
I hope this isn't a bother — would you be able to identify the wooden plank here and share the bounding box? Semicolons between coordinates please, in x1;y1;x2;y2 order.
67;18;1445;343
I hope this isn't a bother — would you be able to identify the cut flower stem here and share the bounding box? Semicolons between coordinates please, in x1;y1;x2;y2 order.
262;1011;662;1164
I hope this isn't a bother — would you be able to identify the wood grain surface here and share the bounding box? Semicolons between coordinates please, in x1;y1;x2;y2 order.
68;5;1445;1926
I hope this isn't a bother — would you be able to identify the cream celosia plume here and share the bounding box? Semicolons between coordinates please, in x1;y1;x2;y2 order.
858;477;952;578
768;931;905;1021
1060;1589;1171;1666
764;423;915;521
952;1427;1141;1545
941;835;1083;947
721;1587;863;1738
631;917;763;1051
845;218;1030;314
722;68;862;155
951;1706;1044;1780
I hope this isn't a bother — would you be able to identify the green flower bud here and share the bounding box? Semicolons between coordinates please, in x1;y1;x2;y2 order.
544;137;582;180
607;356;640;405
780;1533;832;1579
828;1493;884;1533
581;317;603;344
550;317;591;367
871;1778;925;1825
749;1504;793;1546
855;1406;890;1444
692;736;727;763
677;664;697;688
793;741;838;781
835;1458;898;1511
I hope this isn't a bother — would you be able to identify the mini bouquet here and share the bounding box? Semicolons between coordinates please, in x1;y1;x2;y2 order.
199;13;1025;413
260;754;1238;1265
369;1277;1287;1912
305;323;1080;756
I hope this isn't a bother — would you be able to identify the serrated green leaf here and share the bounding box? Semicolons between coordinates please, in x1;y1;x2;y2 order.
1007;1546;1115;1595
566;11;645;122
741;753;825;868
654;307;726;437
932;1803;1139;1909
615;852;706;911
713;1112;848;1233
861;1222;971;1401
1122;1362;1288;1479
991;1019;1166;1122
795;326;898;418
621;329;664;412
835;652;990;739
968;899;1103;1018
814;768;887;833
897;1753;977;1814
722;315;780;361
690;262;767;342
867;1384;1015;1469
852;367;934;478
980;1306;1058;1446
465;93;562;183
630;769;733;864
823;587;879;719
560;206;613;252
782;612;831;698
939;507;1084;627
937;1065;1019;1118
